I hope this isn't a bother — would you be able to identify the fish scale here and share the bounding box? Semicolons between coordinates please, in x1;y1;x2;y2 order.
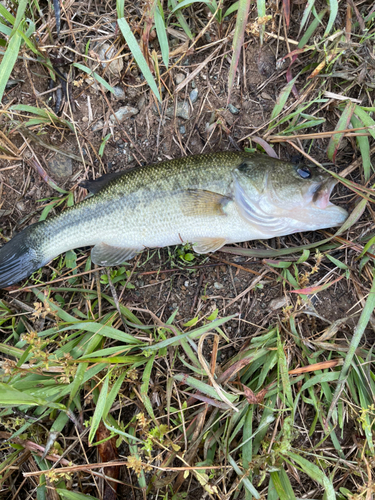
0;152;348;288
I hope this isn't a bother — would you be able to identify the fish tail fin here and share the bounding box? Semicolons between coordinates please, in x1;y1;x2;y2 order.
0;222;47;289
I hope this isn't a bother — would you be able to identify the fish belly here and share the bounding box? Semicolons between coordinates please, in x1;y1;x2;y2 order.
97;201;270;250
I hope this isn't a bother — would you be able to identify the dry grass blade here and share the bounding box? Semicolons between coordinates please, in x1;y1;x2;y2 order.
227;0;251;103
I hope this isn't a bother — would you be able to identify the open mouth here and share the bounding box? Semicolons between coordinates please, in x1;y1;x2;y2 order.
312;178;337;209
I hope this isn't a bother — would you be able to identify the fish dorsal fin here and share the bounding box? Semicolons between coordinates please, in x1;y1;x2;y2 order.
233;177;290;234
80;170;126;194
192;237;227;254
91;243;141;266
181;189;232;217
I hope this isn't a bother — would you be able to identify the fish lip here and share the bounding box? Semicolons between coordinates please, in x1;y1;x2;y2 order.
312;177;338;209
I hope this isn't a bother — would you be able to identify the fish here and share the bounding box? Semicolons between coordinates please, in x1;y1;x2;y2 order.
0;151;348;289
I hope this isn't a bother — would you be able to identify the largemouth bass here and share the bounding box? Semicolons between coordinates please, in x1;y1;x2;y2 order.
0;152;347;288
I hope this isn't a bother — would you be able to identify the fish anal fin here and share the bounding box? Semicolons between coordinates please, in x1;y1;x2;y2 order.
91;243;141;266
193;237;227;254
80;170;125;194
182;189;231;217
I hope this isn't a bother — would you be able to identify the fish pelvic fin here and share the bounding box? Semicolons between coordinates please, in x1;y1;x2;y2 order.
0;223;47;289
91;243;141;266
193;237;227;254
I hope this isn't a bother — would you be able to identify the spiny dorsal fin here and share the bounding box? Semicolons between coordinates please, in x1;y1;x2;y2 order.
91;243;141;266
181;189;232;217
80;170;126;194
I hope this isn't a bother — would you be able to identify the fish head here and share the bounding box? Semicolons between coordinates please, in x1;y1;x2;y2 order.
233;158;348;234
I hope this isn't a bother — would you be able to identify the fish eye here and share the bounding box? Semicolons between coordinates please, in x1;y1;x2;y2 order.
297;166;312;179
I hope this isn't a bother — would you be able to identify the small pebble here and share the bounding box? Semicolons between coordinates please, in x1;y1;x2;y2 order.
180;125;186;134
228;103;239;115
214;282;224;290
191;80;196;89
184;281;189;287
92;106;139;131
190;88;198;104
175;73;185;85
261;92;272;100
47;152;73;179
92;120;104;132
269;296;289;311
111;106;139;123
96;43;124;76
113;86;126;100
166;101;190;120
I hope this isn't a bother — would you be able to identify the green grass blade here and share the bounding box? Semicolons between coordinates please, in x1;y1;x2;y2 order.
141;353;157;422
73;63;115;94
354;105;375;140
227;455;260;498
298;8;327;48
299;0;315;34
155;2;169;68
270;469;296;500
67;333;103;406
56;490;98;500
0;4;15;24
170;0;215;15
117;17;161;102
0;382;63;409
243;406;253;500
11;104;53;118
351;115;372;181
224;1;239;17
116;0;124;18
89;374;109;445
227;0;252;103
257;0;266;45
168;0;194;39
277;332;294;409
324;0;338;36
0;30;22;103
269;75;298;127
288;451;335;499
327;101;356;162
0;22;12;36
11;0;28;34
174;373;237;404
328;269;375;422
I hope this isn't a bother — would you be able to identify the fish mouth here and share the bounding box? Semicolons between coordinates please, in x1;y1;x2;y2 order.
312;177;339;209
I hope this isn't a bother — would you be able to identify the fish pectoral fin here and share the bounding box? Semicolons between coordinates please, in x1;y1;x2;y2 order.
181;189;232;217
91;243;141;266
80;170;125;194
192;237;227;254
